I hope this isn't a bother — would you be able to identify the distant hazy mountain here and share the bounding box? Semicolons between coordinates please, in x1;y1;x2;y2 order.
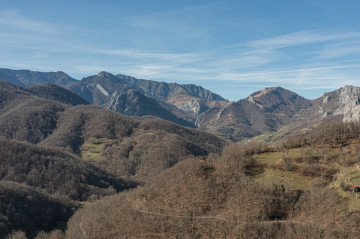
0;68;77;86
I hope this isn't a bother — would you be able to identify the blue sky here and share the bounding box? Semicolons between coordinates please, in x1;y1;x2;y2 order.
1;0;360;100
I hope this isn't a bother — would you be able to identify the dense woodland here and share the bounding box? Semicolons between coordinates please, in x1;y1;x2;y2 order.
0;79;360;238
0;181;75;238
60;121;360;239
0;81;226;238
3;120;360;238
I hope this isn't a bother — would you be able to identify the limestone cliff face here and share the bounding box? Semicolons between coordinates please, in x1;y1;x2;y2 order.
178;100;209;115
334;86;360;122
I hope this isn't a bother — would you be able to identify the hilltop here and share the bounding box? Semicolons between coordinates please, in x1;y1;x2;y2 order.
196;87;312;141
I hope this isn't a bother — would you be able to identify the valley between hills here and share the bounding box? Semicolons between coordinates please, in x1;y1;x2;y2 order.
1;68;360;238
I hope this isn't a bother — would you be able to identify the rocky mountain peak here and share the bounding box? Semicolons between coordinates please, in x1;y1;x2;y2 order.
253;86;282;98
337;85;360;98
334;85;360;122
245;86;310;112
97;71;114;78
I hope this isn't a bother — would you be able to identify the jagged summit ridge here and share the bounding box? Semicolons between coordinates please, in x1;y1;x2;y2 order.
252;86;283;98
64;71;228;126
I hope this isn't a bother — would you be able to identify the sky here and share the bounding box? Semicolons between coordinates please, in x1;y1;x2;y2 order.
1;0;360;101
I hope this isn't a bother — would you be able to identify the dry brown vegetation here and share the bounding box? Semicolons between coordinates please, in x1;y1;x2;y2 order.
38;105;225;183
0;81;226;238
0;138;137;201
3;80;360;238
282;119;360;149
26;83;90;106
0;81;225;182
61;133;360;238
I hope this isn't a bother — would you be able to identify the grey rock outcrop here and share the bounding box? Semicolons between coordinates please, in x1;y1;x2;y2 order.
178;100;209;115
333;86;360;122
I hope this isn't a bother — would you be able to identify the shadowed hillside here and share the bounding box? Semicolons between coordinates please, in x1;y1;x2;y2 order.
107;88;194;127
0;81;68;144
0;138;137;201
0;181;75;238
27;83;90;106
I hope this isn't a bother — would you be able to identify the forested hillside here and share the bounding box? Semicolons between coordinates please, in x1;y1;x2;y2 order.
0;81;226;238
61;120;360;239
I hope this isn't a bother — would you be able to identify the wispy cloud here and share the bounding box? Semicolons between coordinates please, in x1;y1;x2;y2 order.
315;39;360;59
216;63;360;90
67;30;360;96
0;10;59;34
242;30;360;49
1;7;360;101
92;48;202;63
125;3;216;43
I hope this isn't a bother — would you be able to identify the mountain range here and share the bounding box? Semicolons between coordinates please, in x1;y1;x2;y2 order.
1;67;358;142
